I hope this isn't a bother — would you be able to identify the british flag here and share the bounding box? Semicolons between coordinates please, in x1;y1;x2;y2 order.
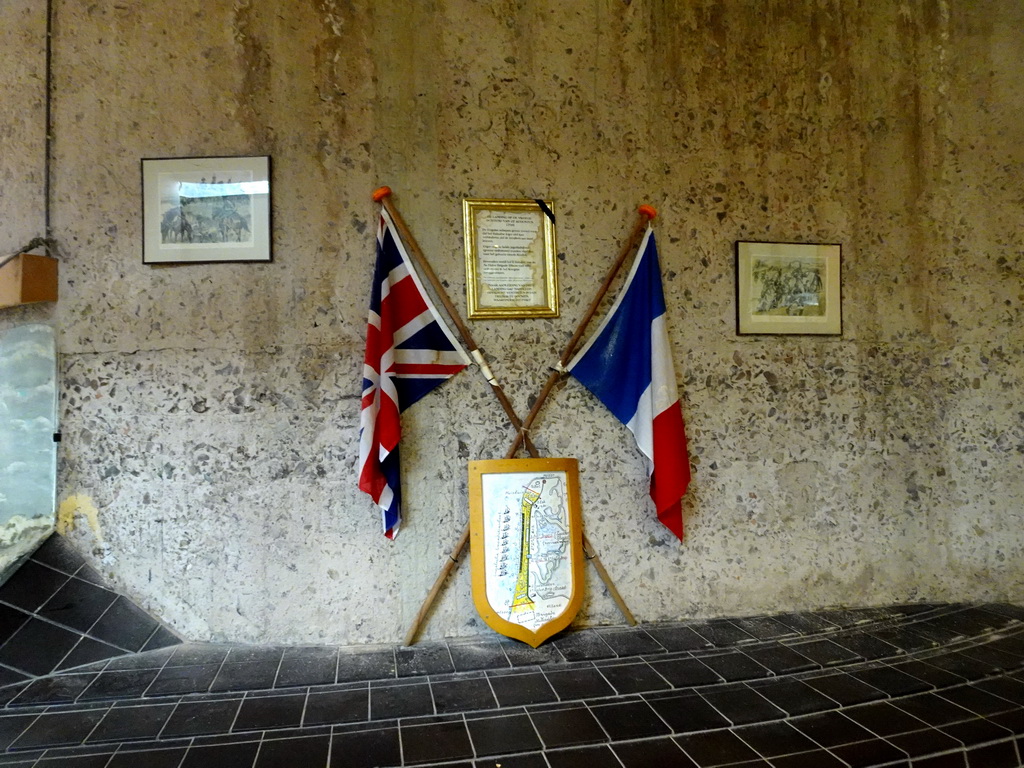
358;208;470;538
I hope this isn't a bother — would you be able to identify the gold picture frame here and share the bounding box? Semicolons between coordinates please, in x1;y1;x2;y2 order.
468;458;584;647
463;198;559;319
736;241;842;335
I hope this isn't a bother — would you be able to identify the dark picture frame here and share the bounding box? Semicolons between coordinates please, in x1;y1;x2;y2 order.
142;156;271;264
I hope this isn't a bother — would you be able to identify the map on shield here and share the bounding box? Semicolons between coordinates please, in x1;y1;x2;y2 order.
481;471;573;632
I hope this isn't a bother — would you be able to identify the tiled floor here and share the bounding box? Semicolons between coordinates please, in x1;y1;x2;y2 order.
0;602;1022;766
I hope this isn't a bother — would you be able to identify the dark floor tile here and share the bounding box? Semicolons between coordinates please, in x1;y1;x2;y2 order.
474;754;548;768
160;697;243;738
939;717;1012;746
167;645;231;667
335;649;396;682
869;627;943;654
210;660;280;692
591;699;670;740
989;708;1024;732
928;609;1005;637
646;691;731;733
544;744;622;768
843;702;930;737
466;711;542;756
488;671;557;707
544;667;615;700
448;641;509;672
304;687;369;726
371;682;434;719
29;534;87;575
884;728;964;757
255;734;330;767
786;639;860;667
275;652;337;687
529;705;606;748
646;626;712;652
80;668;161;700
142;625;182;652
396;645;454;677
107;746;189;767
829;738;909;767
498;639;563;667
0;667;30;690
0;561;70;613
851;666;932;697
699;652;772;682
893;693;977;726
34;747;114;767
790;711;879;747
87;701;175;743
57;636;127;671
146;663;220;696
103;646;175;671
974;676;1024;705
649;657;722;687
690;619;758;647
596;661;671;694
401;717;473;765
964;739;1019;768
939;684;1019;716
0;604;31;649
733;721;820;758
891;660;964;688
330;724;401;768
88;597;160;653
699;685;786;726
432;676;496;713
958;642;1024;673
748;678;839;717
181;739;260;768
731;616;799;641
802;673;888;706
911;753;968;768
10;708;107;750
599;629;665;656
551;631;616;661
915;652;994;681
37;578;118;634
815;608;887;629
675;729;763;765
771;612;839;635
11;673;97;705
233;692;305;732
910;621;973;646
225;646;284;664
0;617;81;676
614;737;698;768
833;632;903;660
770;749;848;767
0;714;39;751
743;644;818;675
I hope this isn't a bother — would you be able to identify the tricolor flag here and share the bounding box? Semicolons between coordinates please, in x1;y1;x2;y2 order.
566;228;691;539
358;208;471;538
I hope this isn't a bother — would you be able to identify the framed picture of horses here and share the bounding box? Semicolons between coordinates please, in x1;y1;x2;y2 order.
142;156;271;264
736;241;842;335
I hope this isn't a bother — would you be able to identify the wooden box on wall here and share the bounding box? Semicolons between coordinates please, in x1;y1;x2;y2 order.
0;254;58;309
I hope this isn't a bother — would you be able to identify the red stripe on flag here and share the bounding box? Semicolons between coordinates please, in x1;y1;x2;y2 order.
380;275;428;331
393;364;469;376
650;403;691;540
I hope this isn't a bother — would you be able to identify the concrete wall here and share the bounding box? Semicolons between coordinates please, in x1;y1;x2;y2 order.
0;0;1020;644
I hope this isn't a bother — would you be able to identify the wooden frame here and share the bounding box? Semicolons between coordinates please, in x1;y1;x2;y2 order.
463;198;559;319
736;241;842;335
469;458;584;647
142;156;271;264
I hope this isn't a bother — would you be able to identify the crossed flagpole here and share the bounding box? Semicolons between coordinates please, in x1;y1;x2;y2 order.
372;187;653;645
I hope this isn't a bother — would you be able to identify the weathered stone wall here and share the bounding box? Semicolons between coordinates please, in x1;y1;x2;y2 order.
2;0;1020;644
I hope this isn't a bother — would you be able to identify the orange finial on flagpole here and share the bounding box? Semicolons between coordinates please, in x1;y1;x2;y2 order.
372;186;392;202
638;204;657;220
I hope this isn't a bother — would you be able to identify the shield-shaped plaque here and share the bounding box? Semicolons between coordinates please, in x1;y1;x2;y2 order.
468;458;584;647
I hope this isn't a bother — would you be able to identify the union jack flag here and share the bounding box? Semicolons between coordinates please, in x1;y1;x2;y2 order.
358;208;470;538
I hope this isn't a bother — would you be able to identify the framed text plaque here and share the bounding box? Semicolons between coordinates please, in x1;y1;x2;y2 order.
468;458;584;647
463;199;559;319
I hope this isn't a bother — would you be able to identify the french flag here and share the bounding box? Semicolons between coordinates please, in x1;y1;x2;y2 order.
566;227;691;539
358;208;470;538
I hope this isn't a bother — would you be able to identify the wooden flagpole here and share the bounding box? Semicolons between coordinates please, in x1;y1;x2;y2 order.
377;188;654;644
